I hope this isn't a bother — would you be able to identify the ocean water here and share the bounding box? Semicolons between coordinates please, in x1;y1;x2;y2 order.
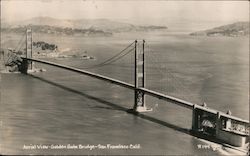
0;31;249;155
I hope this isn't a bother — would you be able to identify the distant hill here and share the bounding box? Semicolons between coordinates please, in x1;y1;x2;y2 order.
190;22;249;37
1;25;113;37
2;17;167;33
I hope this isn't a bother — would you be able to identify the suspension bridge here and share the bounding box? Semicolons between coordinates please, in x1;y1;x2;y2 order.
3;29;249;150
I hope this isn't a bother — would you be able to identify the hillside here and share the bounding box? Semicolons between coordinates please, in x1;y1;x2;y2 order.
190;22;249;37
1;25;113;37
2;17;167;33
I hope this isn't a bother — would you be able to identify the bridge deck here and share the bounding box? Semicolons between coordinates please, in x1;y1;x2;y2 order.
23;57;249;124
24;58;195;109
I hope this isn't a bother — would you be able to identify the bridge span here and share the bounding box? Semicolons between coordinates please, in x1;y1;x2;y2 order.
23;57;195;110
22;56;250;121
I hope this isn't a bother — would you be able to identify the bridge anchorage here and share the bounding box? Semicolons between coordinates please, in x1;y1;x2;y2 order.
15;28;249;151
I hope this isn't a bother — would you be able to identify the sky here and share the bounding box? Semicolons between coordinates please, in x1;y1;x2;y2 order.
1;0;249;30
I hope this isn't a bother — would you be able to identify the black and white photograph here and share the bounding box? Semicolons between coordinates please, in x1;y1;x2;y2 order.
0;0;249;155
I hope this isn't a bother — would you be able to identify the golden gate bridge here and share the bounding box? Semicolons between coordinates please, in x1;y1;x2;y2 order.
3;28;249;151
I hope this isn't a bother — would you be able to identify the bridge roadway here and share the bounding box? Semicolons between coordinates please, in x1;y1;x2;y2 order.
23;57;249;123
23;58;194;108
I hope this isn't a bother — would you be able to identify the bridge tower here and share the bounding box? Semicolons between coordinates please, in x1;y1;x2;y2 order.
26;28;33;70
19;28;33;74
133;40;152;112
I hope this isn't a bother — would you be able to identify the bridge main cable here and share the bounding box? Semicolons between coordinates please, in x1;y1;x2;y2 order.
82;41;135;69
